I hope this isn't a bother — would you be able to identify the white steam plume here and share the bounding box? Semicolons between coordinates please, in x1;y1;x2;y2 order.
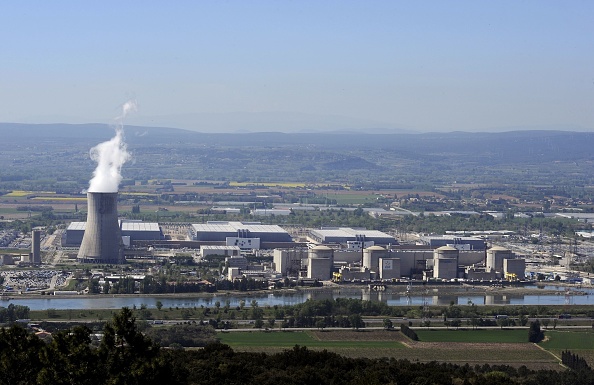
87;100;136;193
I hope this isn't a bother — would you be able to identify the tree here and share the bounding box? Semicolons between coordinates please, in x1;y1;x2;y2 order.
349;314;365;330
0;325;44;385
383;318;393;330
316;318;326;331
528;320;544;343
450;319;462;329
156;301;163;311
99;307;173;384
38;326;100;385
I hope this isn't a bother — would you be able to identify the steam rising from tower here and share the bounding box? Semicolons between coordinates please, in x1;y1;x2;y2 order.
88;100;135;192
78;101;136;263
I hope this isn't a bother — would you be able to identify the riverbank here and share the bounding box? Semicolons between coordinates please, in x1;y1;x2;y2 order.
2;281;589;301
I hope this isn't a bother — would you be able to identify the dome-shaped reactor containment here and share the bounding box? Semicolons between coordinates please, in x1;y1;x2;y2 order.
77;192;124;264
363;245;387;271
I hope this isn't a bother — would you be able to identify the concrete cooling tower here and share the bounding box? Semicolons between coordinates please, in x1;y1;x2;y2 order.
77;192;124;264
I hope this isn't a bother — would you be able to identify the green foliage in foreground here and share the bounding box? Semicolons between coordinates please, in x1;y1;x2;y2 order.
6;308;594;384
415;329;528;343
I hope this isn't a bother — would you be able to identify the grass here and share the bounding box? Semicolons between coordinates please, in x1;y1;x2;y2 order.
541;330;594;350
415;329;529;343
217;331;406;349
540;330;594;367
326;193;379;205
218;330;557;368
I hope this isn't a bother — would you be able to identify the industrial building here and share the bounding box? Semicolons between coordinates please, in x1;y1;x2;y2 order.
280;241;525;283
273;248;307;275
65;220;163;247
190;221;292;249
308;227;396;246
419;235;487;251
225;256;248;270
200;245;241;259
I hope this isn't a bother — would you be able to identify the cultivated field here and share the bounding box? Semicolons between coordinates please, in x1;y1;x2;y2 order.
415;328;528;343
216;329;560;369
541;330;594;366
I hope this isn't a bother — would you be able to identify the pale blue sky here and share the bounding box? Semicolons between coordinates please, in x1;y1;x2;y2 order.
0;1;593;132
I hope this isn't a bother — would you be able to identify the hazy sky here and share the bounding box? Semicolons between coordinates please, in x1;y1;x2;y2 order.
1;1;593;132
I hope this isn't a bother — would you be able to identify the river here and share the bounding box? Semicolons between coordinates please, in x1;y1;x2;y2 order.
2;285;592;310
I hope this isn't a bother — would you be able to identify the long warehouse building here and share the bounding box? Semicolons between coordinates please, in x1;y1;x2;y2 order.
190;221;292;243
308;227;396;245
64;221;163;246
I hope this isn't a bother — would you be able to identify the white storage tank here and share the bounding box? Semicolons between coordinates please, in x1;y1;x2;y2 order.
363;245;388;271
486;246;513;273
307;245;334;280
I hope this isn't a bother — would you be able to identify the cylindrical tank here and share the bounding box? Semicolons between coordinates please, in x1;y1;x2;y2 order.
434;245;459;259
363;245;387;271
309;245;334;259
307;245;334;280
77;192;123;264
486;246;512;272
433;246;459;280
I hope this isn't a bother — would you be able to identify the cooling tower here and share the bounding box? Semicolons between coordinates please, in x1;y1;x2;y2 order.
77;192;124;264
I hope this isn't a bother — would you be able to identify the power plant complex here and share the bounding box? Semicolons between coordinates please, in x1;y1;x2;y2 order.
66;193;527;282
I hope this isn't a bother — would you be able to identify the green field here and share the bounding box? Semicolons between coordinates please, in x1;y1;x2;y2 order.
541;330;594;350
217;331;405;349
540;330;594;367
415;329;529;343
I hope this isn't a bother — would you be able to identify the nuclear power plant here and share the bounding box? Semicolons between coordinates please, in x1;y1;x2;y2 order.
77;192;124;264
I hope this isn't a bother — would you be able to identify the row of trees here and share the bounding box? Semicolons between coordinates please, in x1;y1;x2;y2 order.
0;304;30;323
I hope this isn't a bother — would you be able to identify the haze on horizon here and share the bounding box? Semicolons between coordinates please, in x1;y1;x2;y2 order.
0;1;593;134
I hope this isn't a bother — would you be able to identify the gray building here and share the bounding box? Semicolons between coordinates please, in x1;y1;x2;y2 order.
379;258;401;280
308;227;396;245
273;248;307;275
420;235;486;251
65;220;163;247
190;221;292;243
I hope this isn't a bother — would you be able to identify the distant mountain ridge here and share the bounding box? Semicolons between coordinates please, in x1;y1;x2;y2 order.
1;122;594;165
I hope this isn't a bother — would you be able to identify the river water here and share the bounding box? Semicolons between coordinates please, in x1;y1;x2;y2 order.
3;285;593;310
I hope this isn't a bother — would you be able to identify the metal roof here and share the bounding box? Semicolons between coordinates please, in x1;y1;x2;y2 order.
67;221;160;232
192;221;288;234
121;222;160;232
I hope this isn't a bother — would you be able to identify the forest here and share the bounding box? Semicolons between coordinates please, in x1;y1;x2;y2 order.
1;308;594;385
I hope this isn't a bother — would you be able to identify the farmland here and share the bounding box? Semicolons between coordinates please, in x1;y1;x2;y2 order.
541;330;594;366
216;329;560;369
415;328;528;343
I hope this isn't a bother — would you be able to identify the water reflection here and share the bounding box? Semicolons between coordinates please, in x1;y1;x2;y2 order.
3;285;592;310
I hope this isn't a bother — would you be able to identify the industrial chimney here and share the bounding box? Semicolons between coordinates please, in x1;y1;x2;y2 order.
31;229;41;264
77;192;124;264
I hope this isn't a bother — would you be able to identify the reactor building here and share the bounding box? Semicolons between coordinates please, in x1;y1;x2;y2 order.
77;192;124;264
